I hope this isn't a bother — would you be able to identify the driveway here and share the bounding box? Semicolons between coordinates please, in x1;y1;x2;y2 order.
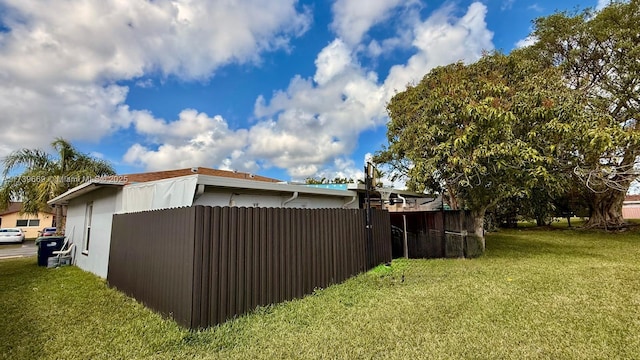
0;241;37;260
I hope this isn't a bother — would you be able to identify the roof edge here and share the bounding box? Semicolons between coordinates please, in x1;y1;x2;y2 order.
47;180;127;206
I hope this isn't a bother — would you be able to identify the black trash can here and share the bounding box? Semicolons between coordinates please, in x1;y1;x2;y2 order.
36;236;65;267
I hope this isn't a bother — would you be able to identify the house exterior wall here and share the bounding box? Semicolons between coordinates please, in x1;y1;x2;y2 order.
622;204;640;219
65;187;122;278
193;189;357;209
0;211;55;239
60;180;358;279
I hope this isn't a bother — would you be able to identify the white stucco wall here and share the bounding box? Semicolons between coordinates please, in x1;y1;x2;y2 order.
193;189;358;209
65;187;121;278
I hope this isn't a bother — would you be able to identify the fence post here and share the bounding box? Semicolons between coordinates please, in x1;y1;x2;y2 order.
402;214;408;259
462;210;470;258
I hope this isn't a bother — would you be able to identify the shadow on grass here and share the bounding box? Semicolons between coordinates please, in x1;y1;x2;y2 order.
485;230;610;261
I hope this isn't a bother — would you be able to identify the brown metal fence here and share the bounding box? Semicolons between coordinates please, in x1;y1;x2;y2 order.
107;206;391;329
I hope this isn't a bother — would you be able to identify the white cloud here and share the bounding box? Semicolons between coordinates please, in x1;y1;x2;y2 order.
528;4;544;12
515;35;538;48
596;0;612;10
249;58;387;178
314;39;354;85
384;2;493;97
248;2;493;179
1;0;495;182
135;79;154;88
124;109;252;172
501;0;515;11
330;0;406;46
0;0;311;82
0;0;310;158
300;157;364;183
0;82;132;145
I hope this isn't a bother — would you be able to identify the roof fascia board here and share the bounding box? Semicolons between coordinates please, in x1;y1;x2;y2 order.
47;180;126;205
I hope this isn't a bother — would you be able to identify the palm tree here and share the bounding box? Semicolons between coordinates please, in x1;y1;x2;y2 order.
0;138;115;234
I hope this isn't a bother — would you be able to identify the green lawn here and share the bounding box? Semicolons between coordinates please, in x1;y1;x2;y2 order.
1;227;639;359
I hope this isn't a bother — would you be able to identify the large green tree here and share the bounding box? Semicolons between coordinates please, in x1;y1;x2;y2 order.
0;138;115;233
526;0;640;227
375;52;590;246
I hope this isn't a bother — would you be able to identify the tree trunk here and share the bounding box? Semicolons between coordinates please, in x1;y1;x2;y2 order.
471;208;486;253
584;190;626;229
445;185;459;210
55;205;67;235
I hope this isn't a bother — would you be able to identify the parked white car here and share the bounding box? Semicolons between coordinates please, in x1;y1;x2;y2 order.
0;228;25;243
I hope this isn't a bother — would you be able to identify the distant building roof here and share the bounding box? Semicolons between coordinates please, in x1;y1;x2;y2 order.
0;202;55;215
123;167;281;184
624;195;640;203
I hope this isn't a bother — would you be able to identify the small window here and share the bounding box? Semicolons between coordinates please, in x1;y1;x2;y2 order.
15;219;40;227
83;202;93;254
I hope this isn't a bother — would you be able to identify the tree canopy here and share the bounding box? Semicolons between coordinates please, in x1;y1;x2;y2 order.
524;0;640;227
375;52;592;240
375;1;640;231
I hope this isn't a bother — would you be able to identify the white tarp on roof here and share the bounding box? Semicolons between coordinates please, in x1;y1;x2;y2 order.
120;175;198;213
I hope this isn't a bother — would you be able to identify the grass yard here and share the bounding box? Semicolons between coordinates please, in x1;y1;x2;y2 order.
1;227;639;359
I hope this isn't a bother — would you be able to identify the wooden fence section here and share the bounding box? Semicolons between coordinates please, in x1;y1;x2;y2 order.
107;206;391;329
389;210;482;259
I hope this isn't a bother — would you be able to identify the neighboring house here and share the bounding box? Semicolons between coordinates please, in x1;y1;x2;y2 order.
47;167;366;278
622;195;640;219
0;202;55;239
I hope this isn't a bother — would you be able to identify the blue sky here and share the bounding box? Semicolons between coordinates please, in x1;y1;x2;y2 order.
0;0;613;185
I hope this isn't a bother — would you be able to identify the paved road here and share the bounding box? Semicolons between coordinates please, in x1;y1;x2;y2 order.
0;241;37;260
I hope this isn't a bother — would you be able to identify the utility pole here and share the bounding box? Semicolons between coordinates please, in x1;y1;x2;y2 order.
365;162;373;268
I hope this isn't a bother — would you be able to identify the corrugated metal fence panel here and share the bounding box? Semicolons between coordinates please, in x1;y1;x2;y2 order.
108;207;197;328
202;207;390;326
108;206;391;329
370;209;392;266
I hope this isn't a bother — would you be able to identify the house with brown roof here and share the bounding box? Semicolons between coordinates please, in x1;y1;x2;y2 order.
622;195;640;219
0;202;55;239
47;167;362;278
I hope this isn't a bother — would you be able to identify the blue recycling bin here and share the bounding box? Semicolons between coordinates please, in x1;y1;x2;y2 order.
36;236;65;266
